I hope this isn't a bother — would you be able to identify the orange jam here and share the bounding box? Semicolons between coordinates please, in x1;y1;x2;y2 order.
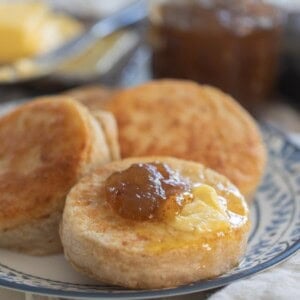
105;163;191;221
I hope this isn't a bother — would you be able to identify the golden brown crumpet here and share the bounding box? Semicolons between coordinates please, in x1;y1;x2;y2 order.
63;86;120;160
108;80;267;198
92;110;120;161
64;85;115;111
61;157;250;289
0;97;111;255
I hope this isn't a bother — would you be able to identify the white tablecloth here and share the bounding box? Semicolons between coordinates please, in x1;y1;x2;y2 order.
210;253;300;300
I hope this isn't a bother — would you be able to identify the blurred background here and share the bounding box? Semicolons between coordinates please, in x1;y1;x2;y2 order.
0;0;299;131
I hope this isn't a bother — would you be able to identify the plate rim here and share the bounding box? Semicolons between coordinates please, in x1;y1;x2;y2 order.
0;123;299;299
0;241;298;299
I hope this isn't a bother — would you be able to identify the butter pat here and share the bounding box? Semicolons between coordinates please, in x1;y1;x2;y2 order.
171;184;230;233
0;2;82;63
0;2;47;63
191;184;227;216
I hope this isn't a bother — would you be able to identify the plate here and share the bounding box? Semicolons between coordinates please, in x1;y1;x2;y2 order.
0;123;299;299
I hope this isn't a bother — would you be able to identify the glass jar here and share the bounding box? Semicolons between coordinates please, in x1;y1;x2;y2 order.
149;0;284;109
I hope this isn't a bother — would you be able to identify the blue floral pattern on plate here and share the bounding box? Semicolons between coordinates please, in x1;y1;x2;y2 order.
0;124;299;299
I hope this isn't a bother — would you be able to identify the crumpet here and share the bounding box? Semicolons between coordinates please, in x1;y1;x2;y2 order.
61;157;250;289
108;80;267;198
0;97;112;255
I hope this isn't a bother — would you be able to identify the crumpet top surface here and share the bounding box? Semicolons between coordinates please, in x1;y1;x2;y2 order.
0;98;96;230
108;80;267;196
64;157;249;254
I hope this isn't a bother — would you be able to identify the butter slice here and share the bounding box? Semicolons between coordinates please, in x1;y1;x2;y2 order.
191;184;227;216
171;184;229;233
0;2;82;63
0;2;47;63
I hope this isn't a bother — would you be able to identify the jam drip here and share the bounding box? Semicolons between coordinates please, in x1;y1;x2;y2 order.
105;162;191;221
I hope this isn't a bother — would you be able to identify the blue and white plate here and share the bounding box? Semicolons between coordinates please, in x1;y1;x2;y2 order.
0;124;299;299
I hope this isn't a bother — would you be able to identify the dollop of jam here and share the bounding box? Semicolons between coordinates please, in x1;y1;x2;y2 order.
105;162;191;221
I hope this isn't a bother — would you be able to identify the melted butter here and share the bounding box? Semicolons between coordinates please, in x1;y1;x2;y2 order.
189;184;227;216
143;184;249;253
171;184;248;233
171;185;230;233
145;237;204;253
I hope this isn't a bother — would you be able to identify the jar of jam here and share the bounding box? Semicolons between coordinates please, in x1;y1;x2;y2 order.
149;0;284;109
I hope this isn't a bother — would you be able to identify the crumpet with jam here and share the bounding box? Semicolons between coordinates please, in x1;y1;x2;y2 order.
61;157;250;289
